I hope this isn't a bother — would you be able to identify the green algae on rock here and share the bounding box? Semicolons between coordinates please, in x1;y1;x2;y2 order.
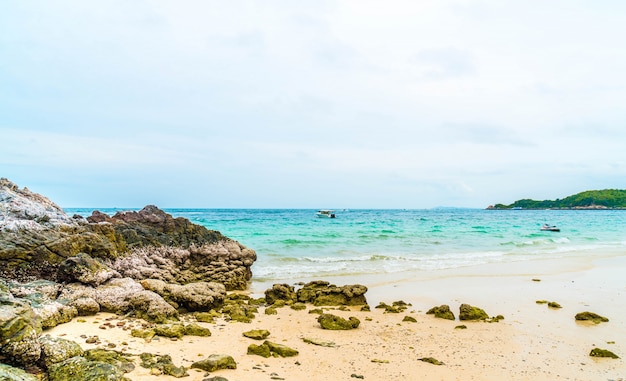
265;341;299;357
247;343;271;358
575;311;609;324
317;313;360;330
243;329;270;340
0;363;39;381
419;357;444;365
139;353;187;378
302;337;336;347
426;305;455;320
184;323;211;337
547;302;562;309
130;328;156;341
402;316;417;323
459;304;489;321
154;323;185;339
38;335;84;369
83;349;135;374
290;302;307;311
589;348;619;359
47;356;127;381
191;354;237;372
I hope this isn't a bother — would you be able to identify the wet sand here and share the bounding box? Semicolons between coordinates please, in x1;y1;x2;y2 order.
47;253;626;380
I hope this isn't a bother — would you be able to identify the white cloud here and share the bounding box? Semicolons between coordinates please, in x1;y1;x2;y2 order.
1;0;626;207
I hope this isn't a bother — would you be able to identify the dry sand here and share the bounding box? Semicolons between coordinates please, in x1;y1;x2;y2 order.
47;253;626;380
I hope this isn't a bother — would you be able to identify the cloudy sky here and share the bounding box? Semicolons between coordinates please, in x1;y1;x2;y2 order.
2;1;625;208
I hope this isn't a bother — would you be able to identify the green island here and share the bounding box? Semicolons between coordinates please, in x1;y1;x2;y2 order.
487;189;626;210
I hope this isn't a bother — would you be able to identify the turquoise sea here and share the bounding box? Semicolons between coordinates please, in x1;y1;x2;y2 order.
65;208;626;282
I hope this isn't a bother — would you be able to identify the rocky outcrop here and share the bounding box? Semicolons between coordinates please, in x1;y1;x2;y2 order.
0;179;256;290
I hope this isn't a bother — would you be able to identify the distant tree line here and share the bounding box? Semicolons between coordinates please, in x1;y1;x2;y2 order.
489;189;626;209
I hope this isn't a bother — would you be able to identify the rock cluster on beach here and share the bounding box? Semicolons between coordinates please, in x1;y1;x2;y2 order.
0;178;258;378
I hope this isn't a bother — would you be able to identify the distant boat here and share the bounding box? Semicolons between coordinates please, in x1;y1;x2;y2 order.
541;224;560;232
316;210;336;218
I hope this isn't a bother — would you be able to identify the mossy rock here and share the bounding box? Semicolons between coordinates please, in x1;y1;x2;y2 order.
536;300;548;304
459;304;489;321
308;308;324;315
47;356;126;381
317;313;360;330
222;303;256;323
243;329;270;340
38;335;84;369
131;328;155;340
375;302;401;313
264;307;278;315
154;323;185;339
265;341;299;357
589;348;619;359
184;323;211;337
455;325;467;330
193;311;216;323
575;312;609;324
419;357;444;365
547;302;562;309
290;302;307;311
264;284;297;305
402;316;417;323
247;343;271;358
191;354;237;372
0;363;39;381
83;349;135;373
426;305;455;320
139;353;187;378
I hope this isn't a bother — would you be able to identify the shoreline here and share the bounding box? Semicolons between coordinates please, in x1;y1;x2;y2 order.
46;252;626;380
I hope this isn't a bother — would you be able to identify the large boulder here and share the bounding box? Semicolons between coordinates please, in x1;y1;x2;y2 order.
1;179;256;290
93;278;178;323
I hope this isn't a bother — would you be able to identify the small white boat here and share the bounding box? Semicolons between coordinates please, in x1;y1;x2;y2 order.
315;210;336;218
541;224;560;232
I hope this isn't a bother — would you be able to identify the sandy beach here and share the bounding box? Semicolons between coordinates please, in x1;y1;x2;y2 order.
47;252;625;380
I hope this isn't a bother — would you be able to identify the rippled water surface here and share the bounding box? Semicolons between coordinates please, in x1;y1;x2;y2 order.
66;208;626;281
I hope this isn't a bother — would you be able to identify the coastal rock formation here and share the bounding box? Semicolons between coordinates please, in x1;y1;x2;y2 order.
0;178;260;380
0;178;256;290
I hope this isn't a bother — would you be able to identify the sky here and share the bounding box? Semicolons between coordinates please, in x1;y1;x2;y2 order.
1;1;625;209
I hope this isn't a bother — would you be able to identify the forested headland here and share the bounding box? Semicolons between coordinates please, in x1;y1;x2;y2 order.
487;189;626;210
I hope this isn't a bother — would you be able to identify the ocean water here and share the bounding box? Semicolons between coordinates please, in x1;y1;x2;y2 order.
66;208;626;282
